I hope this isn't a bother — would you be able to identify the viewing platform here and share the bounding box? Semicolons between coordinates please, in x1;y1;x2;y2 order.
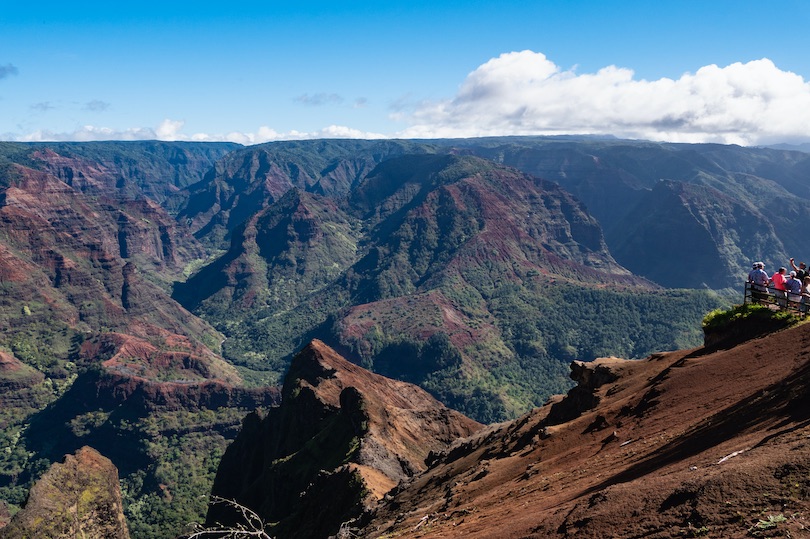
743;282;807;316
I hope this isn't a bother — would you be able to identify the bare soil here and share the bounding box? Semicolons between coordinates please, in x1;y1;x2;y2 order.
361;321;810;538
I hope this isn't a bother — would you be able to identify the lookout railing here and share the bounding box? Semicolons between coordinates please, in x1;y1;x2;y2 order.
743;282;806;316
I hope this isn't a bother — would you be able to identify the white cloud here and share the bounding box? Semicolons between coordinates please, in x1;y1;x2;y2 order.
185;124;386;144
398;51;810;145
11;52;810;146
18;125;158;142
13;120;387;145
155;118;185;141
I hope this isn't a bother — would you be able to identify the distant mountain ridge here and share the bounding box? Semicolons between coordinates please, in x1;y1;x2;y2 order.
765;142;810;153
177;139;438;247
439;138;810;287
24;140;239;205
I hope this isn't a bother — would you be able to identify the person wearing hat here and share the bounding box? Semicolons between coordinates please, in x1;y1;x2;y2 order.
786;270;804;306
748;262;770;302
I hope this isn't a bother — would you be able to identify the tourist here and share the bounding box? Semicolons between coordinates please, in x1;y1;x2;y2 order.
802;276;810;313
789;258;808;281
786;271;803;306
748;262;770;302
771;267;788;306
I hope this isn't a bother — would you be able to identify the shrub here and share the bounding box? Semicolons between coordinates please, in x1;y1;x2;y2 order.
702;303;798;331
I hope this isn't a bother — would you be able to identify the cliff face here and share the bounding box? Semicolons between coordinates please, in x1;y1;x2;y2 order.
0;163;217;344
449;138;810;288
30;140;239;206
607;180;782;288
174;188;360;314
0;446;129;539
206;339;482;539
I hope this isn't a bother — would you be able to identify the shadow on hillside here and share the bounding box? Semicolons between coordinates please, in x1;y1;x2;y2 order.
21;371;152;479
576;356;810;499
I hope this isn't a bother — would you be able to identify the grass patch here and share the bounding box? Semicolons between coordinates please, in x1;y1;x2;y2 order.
702;303;799;331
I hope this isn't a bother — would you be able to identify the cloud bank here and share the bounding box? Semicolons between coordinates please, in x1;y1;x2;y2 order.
15;119;387;145
399;51;810;145
9;52;810;145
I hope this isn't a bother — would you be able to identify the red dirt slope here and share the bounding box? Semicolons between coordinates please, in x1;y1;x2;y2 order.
361;320;810;538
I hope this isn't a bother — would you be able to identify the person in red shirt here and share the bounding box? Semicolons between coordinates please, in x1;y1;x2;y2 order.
771;266;788;306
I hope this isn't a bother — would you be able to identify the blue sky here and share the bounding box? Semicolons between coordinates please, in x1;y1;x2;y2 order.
2;0;810;145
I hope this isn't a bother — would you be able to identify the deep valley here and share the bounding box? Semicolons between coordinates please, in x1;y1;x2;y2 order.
1;137;809;538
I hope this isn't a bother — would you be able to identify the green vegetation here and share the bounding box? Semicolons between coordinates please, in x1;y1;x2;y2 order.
175;151;733;423
702;303;799;330
0;142;35;188
121;412;235;539
448;284;727;421
0;290;255;539
195;272;728;424
0;376;256;539
751;513;788;531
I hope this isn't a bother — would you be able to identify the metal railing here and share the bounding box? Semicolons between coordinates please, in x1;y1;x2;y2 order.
743;281;807;316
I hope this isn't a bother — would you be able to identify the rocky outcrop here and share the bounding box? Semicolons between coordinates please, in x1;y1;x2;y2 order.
65;366;280;416
0;351;44;395
205;340;482;539
544;357;624;425
0;447;129;539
